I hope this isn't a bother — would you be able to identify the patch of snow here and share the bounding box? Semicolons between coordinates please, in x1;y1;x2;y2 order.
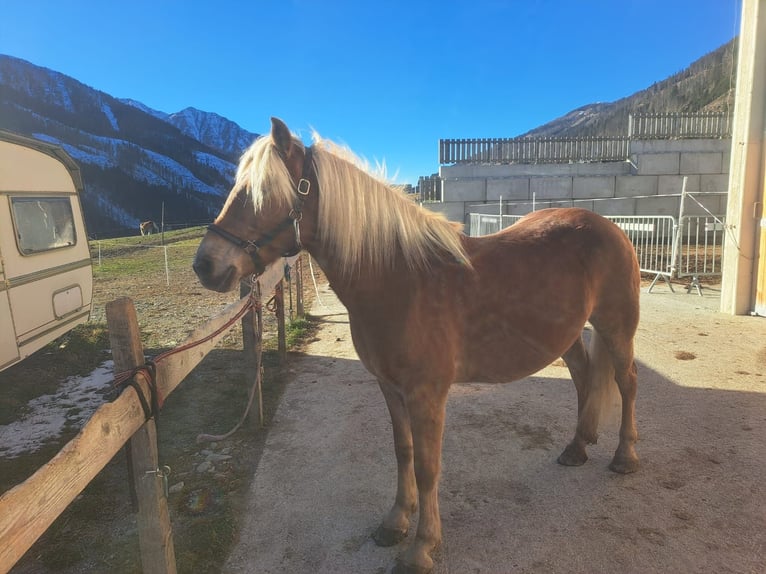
119;98;170;121
194;151;236;177
0;361;115;458
49;75;74;112
101;99;119;131
32;133;116;169
133;148;227;196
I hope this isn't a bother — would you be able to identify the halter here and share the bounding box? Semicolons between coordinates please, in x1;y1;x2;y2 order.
207;146;313;270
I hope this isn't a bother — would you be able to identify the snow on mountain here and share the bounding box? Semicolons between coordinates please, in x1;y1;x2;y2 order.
118;98;170;121
168;107;256;158
0;54;258;235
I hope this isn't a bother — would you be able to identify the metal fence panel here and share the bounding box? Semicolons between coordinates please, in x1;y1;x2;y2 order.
607;215;676;276
467;212;727;283
676;215;727;278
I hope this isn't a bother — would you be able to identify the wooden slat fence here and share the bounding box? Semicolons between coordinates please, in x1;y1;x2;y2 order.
628;112;733;139
439;136;630;165
435;112;731;169
0;255;302;574
418;174;441;202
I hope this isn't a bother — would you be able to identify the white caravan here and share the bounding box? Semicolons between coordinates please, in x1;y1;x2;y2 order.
0;130;93;372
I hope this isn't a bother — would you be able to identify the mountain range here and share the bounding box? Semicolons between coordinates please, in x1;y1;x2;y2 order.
0;54;257;236
0;38;736;236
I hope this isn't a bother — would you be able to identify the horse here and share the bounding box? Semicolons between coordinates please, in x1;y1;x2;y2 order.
193;118;641;574
139;220;159;235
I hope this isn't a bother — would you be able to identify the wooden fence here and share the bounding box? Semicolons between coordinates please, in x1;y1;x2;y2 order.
628;112;733;139
436;112;731;167
0;255;302;574
439;136;630;165
418;174;441;202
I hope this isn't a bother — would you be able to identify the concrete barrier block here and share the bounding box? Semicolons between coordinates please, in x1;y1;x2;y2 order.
439;164;481;178
683;194;725;216
680;152;723;174
442;178;486;202
576;162;631;176
487;178;529;201
631;139;730;154
616;175;658;197
721;150;731;174
658;175;700;195
471;203;504;215
507;202;535;215
529;177;573;200
635;196;679;216
637;153;680;175
594;198;636;216
699;174;729;193
573;176;615;199
422;201;466;225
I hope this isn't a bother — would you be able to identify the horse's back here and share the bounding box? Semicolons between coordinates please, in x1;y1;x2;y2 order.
472;208;638;284
454;208;639;381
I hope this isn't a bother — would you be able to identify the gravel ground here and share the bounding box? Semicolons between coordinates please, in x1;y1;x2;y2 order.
224;281;766;574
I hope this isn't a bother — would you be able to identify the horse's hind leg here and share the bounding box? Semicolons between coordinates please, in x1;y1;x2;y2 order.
590;321;640;474
373;380;417;547
558;335;597;467
607;348;640;474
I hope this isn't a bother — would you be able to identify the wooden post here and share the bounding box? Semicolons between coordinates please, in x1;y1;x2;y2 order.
274;280;286;362
106;298;176;574
241;281;264;426
295;255;304;317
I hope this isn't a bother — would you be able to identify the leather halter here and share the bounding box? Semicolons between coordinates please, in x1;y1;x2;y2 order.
207;146;313;269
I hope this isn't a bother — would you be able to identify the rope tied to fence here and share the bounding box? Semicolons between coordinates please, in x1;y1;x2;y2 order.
109;291;261;420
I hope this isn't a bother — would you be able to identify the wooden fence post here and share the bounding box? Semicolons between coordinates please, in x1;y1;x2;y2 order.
275;280;286;362
240;281;264;426
106;298;176;574
295;255;304;317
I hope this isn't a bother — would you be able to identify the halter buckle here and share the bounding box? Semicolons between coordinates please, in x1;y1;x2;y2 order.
297;178;311;196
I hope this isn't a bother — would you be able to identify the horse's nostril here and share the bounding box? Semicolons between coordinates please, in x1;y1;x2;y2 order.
193;257;211;277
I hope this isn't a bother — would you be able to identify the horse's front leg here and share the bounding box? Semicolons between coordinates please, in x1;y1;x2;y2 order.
394;386;449;574
373;380;417;547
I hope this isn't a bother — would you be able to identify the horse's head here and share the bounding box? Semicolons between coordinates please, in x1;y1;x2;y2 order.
193;117;315;292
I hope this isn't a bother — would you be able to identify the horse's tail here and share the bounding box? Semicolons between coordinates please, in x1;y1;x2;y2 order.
583;329;619;440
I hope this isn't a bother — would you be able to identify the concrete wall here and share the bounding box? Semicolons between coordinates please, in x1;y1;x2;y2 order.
429;138;730;231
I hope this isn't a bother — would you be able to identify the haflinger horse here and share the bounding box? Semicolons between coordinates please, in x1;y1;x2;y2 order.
193;118;640;574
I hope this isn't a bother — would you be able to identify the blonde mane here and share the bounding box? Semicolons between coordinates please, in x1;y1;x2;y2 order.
236;130;470;277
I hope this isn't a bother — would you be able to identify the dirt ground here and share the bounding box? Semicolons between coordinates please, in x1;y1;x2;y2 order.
224;280;766;574
1;239;309;574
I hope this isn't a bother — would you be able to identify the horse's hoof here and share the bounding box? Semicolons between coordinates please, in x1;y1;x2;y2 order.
373;524;407;547
392;559;433;574
609;455;640;474
557;443;588;467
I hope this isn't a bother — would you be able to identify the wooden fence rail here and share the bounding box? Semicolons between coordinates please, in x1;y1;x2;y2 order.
0;255;300;573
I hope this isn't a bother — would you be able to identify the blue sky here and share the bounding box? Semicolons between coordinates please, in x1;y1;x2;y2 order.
1;1;740;184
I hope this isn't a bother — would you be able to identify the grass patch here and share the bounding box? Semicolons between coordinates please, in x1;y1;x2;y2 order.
286;317;310;348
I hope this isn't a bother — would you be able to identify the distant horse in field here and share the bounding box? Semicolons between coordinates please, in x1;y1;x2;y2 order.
193;118;641;574
139;220;159;236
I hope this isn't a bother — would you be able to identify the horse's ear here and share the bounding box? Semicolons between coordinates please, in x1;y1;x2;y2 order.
270;117;293;157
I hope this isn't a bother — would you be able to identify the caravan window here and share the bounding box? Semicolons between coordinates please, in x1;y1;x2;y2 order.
10;196;77;255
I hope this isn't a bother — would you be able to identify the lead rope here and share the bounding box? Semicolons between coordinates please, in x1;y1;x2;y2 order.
196;274;265;443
